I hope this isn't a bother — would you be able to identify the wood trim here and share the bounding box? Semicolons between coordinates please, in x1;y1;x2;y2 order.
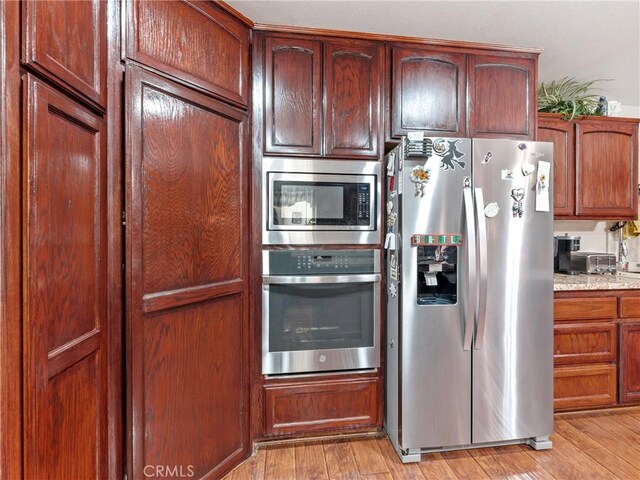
142;279;245;313
216;0;255;28
106;1;123;478
539;112;640;124
0;1;22;477
252;23;543;55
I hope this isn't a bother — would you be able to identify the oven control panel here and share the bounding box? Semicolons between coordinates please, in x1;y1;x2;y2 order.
265;249;379;275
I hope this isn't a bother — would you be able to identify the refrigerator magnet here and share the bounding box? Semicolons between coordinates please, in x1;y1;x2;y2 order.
388;282;397;298
438;139;466;171
484;202;500;218
410;165;431;198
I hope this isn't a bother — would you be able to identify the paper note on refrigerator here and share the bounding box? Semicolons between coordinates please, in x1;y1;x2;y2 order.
535;161;550;212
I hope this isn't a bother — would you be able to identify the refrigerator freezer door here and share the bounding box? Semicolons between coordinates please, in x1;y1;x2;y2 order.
400;138;473;449
471;139;554;444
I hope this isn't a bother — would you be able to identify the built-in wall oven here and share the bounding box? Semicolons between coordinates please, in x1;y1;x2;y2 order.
262;249;381;375
262;158;381;245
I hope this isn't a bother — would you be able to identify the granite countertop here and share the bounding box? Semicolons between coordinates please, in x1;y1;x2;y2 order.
554;273;640;291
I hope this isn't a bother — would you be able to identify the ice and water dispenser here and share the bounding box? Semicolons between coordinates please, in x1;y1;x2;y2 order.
416;245;458;305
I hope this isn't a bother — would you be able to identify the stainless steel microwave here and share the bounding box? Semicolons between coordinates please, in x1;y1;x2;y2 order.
262;158;381;245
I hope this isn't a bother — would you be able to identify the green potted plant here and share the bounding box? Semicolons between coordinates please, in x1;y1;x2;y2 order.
537;77;606;121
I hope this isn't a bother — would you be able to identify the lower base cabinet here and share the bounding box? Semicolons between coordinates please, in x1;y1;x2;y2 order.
263;373;380;438
619;321;640;404
554;364;617;411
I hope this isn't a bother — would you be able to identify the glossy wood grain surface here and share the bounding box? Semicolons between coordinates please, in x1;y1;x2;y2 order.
126;66;250;479
619;322;640;404
264;376;378;437
619;296;640;318
324;39;382;158
0;2;23;476
575;119;638;218
23;74;107;479
22;0;107;108
127;0;250;107
264;34;322;155
224;408;640;480
537;114;575;216
389;45;466;138
554;364;617;411
554;322;617;365
554;297;617;322
467;54;535;139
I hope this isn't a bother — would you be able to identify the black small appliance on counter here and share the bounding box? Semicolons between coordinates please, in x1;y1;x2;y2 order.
554;234;581;275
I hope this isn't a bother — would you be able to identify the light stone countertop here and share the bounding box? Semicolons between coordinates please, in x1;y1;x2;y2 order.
554;273;640;291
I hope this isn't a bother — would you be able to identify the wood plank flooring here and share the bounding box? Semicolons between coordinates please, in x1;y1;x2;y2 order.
225;407;640;479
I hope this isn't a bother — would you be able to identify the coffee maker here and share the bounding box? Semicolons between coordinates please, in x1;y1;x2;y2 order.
554;234;581;274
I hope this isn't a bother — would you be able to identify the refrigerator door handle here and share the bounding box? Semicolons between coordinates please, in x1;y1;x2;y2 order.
463;187;477;351
474;187;488;349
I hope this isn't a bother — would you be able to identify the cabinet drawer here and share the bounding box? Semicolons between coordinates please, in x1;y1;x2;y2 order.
264;377;378;437
619;296;640;318
554;297;617;321
554;364;616;411
554;322;617;365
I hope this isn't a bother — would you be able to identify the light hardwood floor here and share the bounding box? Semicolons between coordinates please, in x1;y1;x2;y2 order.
224;407;640;479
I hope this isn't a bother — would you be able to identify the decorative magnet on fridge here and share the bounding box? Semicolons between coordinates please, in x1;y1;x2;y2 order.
410;165;431;197
388;282;398;298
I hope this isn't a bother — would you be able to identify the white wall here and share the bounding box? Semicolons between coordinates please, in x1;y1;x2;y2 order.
553;106;640;261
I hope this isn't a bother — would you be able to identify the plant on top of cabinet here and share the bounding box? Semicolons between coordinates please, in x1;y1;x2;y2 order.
538;77;606;121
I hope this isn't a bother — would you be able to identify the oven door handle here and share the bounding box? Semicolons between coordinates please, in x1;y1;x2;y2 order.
263;274;381;285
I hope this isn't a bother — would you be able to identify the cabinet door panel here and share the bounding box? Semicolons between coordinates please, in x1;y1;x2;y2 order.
538;115;575;216
554;297;617;321
127;0;250;106
126;66;250;478
325;40;382;158
554;364;616;411
390;46;466;138
22;0;106;107
554;322;617;365
468;55;535;139
23;75;107;479
575;121;638;218
619;322;640;404
264;36;322;155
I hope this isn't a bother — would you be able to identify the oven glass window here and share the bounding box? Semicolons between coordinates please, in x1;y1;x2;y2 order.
268;283;374;352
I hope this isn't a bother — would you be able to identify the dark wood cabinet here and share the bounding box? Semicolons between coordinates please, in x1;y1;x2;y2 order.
538;114;639;220
126;66;250;479
468;54;536;139
576;119;638;218
324;40;382;158
23;74;108;479
537;115;574;216
554;290;640;411
388;45;466;138
22;0;107;108
126;0;250;107
263;374;380;438
619;321;640;404
261;33;382;158
263;35;322;155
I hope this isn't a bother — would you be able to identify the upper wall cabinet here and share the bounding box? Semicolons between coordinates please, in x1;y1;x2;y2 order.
389;45;466;138
126;0;250;107
538;114;639;219
388;47;536;140
468;55;536;139
262;33;383;159
264;36;322;155
22;0;107;108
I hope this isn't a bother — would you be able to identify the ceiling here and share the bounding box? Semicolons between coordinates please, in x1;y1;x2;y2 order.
227;0;640;107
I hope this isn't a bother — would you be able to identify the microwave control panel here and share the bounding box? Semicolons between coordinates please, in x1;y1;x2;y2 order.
357;184;370;223
265;249;378;275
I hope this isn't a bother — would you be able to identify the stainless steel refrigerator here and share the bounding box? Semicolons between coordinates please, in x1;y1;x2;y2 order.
384;136;554;462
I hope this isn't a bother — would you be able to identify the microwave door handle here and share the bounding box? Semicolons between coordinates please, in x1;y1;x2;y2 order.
463;187;477;351
263;274;381;285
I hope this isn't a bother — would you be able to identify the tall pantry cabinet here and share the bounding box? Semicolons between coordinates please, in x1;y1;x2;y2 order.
1;1;122;478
